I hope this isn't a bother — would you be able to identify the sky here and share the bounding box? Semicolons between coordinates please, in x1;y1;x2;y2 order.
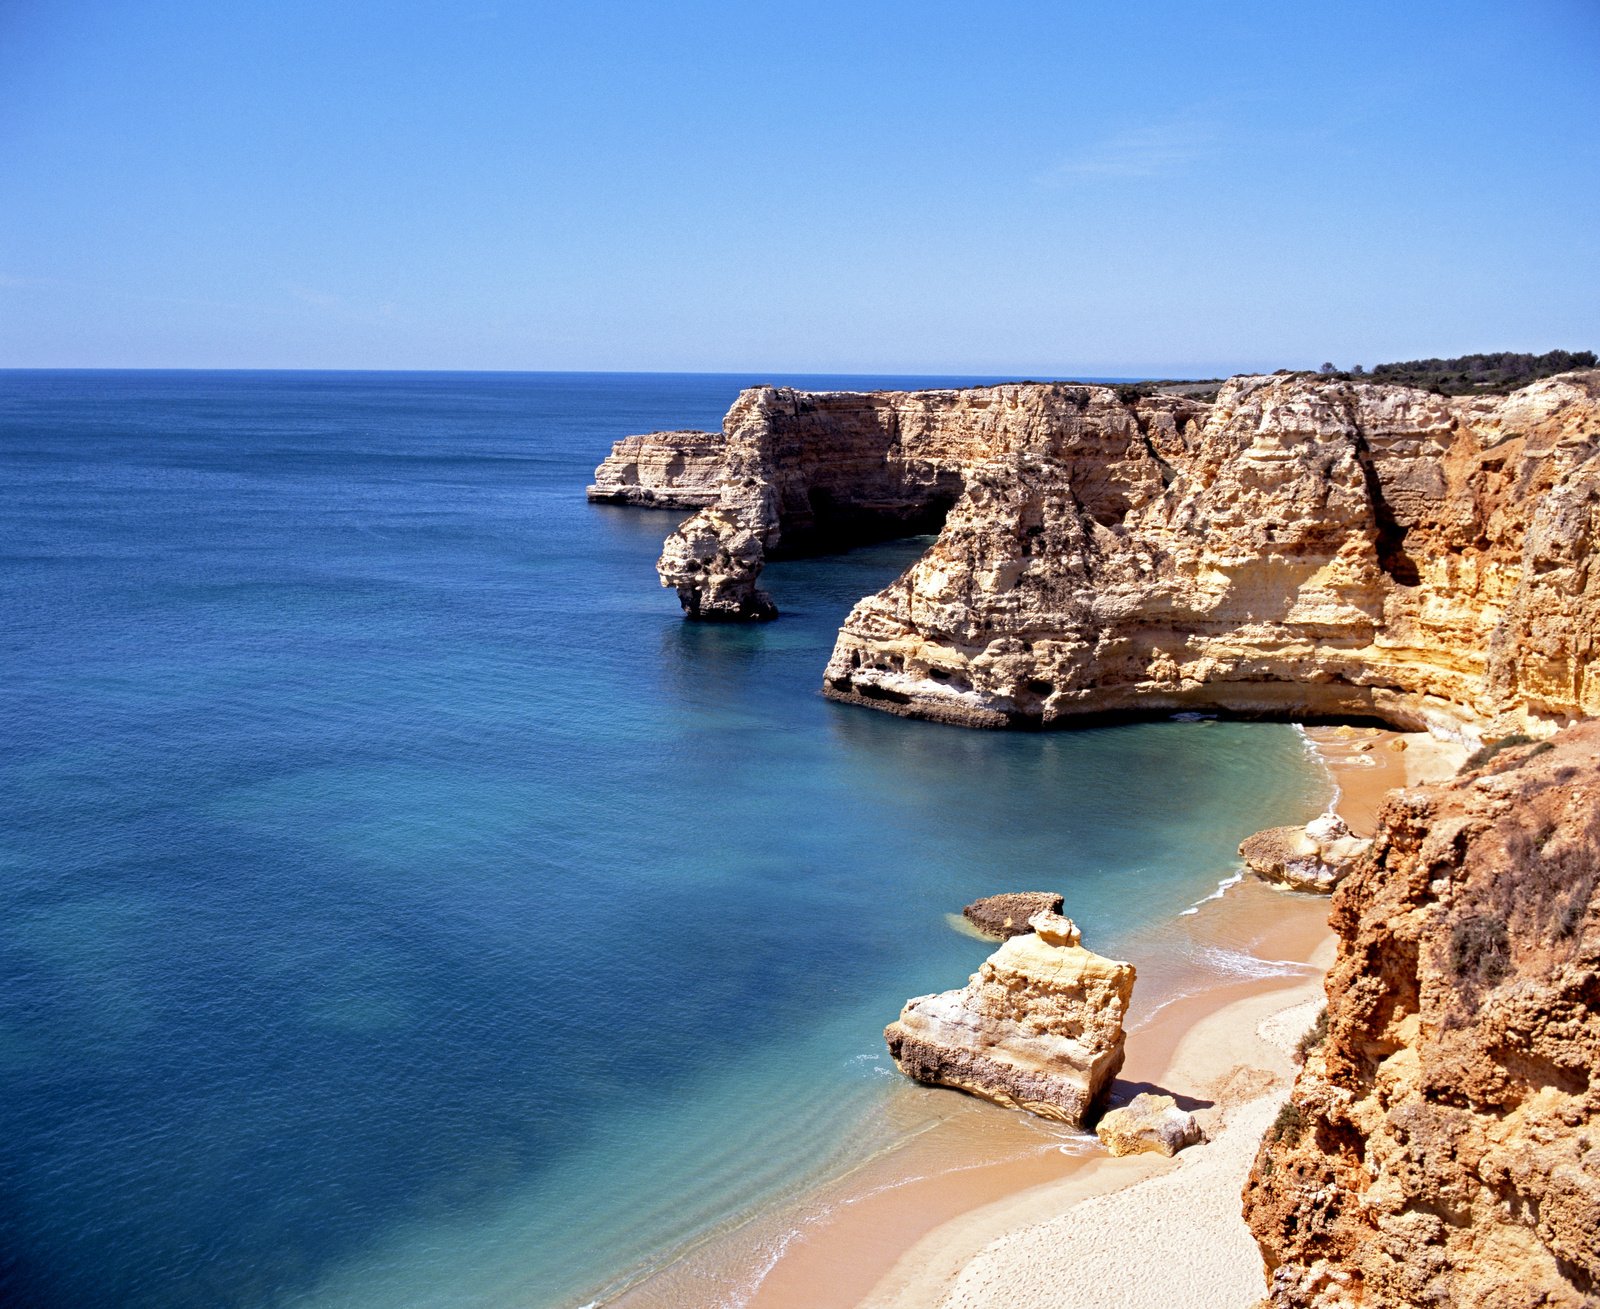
2;0;1598;375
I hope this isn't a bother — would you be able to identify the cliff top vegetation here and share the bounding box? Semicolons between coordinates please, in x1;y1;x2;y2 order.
1107;349;1595;405
1315;349;1596;394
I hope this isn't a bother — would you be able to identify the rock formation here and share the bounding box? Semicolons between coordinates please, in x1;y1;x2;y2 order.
651;384;1033;620
1239;812;1373;894
962;891;1065;939
597;370;1600;742
586;429;725;508
1242;721;1600;1307
1096;1092;1204;1158
884;911;1134;1125
654;507;776;621
823;372;1600;741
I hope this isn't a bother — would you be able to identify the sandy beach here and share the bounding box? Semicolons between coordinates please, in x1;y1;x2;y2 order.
615;727;1466;1309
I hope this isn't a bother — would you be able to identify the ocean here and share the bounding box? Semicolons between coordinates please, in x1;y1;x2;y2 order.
0;371;1329;1308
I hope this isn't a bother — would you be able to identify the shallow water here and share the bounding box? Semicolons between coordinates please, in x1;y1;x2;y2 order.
0;371;1329;1308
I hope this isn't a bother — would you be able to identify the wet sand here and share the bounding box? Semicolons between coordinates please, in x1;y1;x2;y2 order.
612;729;1462;1309
1301;723;1464;835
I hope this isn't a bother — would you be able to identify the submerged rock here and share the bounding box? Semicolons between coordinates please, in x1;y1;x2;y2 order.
962;891;1065;940
1096;1092;1203;1157
884;911;1134;1125
1239;812;1372;894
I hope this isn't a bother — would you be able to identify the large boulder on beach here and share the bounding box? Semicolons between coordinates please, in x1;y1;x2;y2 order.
885;911;1134;1125
1239;812;1372;894
1095;1092;1203;1157
962;891;1064;940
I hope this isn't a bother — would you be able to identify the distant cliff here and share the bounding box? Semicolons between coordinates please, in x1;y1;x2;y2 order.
1242;722;1600;1307
586;429;725;508
591;371;1600;739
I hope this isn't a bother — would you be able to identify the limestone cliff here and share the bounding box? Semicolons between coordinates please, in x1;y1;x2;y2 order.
586;429;725;508
652;383;1071;620
822;372;1600;741
603;372;1599;741
1242;721;1600;1307
884;911;1134;1125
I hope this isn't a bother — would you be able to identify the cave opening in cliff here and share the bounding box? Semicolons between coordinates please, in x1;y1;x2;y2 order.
778;484;960;557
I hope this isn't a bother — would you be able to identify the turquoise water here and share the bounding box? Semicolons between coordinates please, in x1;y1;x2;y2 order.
0;371;1328;1308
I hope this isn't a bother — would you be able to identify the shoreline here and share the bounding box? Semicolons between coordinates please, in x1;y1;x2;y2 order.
611;727;1462;1309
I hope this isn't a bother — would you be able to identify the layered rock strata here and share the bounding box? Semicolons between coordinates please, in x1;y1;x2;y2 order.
962;890;1065;939
823;372;1600;741
586;429;725;508
884;911;1134;1125
1239;812;1373;894
653;384;1058;620
603;371;1600;740
1243;721;1600;1307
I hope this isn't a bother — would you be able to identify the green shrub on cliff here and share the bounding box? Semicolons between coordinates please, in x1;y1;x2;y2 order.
1345;349;1594;395
1295;1007;1329;1063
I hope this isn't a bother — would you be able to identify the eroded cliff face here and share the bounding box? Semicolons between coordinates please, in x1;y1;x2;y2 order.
652;383;1136;623
1243;722;1600;1308
821;372;1600;741
619;372;1598;740
587;429;725;508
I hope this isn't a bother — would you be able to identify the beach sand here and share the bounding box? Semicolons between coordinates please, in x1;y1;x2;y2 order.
613;728;1465;1309
1300;723;1464;835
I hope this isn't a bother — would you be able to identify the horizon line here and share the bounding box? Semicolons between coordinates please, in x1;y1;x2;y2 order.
0;365;1247;381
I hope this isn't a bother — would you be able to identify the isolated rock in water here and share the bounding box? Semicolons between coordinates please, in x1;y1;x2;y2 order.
1244;720;1600;1308
963;891;1065;939
884;911;1134;1125
1239;812;1372;893
587;429;726;508
1096;1092;1203;1157
656;508;777;620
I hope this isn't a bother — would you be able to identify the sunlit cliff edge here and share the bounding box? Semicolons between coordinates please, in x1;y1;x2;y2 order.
593;371;1600;741
587;371;1600;1306
1244;724;1600;1307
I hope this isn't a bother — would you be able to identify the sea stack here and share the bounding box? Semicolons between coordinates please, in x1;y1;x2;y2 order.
885;911;1134;1125
654;507;777;621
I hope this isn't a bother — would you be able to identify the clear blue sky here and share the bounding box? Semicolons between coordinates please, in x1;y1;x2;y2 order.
3;0;1597;375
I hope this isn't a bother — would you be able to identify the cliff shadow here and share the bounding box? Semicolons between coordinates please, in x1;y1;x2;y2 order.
1098;1081;1214;1115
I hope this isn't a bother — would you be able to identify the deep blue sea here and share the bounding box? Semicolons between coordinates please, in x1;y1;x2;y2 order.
0;371;1328;1309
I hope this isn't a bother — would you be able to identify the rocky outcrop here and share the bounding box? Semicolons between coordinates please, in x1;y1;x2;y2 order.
823;372;1600;742
884;911;1134;1125
587;429;725;508
655;507;776;621
613;371;1599;741
1239;813;1373;894
963;891;1065;939
1096;1092;1204;1157
653;384;1051;620
1243;720;1600;1307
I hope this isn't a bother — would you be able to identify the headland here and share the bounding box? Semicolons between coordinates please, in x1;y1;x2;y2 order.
589;365;1599;1307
